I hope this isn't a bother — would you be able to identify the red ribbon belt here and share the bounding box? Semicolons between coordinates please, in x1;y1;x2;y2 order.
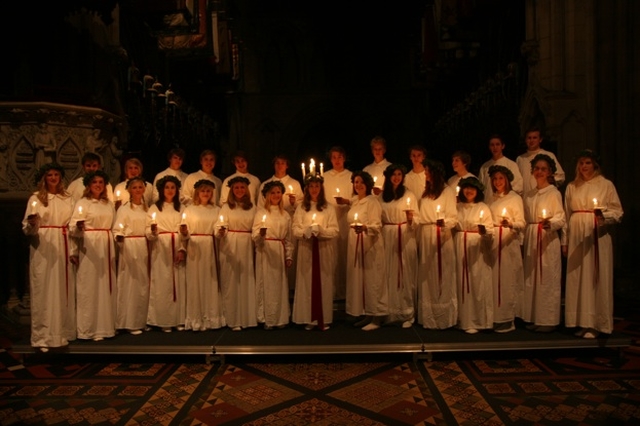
574;210;600;286
498;225;503;307
353;231;366;306
310;236;324;329
158;232;178;301
41;225;70;306
461;230;479;303
85;228;114;294
265;237;287;266
383;222;406;289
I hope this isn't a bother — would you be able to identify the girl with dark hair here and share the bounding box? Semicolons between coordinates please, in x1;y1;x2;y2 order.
183;179;225;331
454;177;494;334
380;164;418;328
522;154;566;333
292;174;339;331
22;164;75;351
346;171;387;331
562;150;623;339
70;170;117;341
146;175;187;333
113;177;150;335
215;176;257;331
417;160;458;329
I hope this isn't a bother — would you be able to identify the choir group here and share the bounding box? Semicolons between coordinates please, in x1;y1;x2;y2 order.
22;128;624;352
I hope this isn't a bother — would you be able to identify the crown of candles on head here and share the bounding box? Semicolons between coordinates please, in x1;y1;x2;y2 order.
301;158;323;179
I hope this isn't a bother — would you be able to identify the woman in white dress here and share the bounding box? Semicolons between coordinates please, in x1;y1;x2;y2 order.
22;164;75;351
69;170;116;341
455;177;494;334
522;154;566;332
113;177;150;334
113;157;154;208
215;176;257;331
292;174;339;331
146;175;187;332
487;165;525;333
417;160;458;329
562;150;623;338
346;171;387;331
379;164;418;328
183;179;225;331
253;181;294;329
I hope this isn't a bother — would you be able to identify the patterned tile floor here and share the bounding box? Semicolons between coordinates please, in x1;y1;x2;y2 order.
1;314;639;425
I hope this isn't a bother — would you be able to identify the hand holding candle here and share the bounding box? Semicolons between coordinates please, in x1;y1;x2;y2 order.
116;223;125;242
436;205;444;227
478;210;486;234
180;212;188;234
260;214;267;236
540;208;551;229
593;197;604;218
500;207;510;227
150;211;157;233
76;206;85;229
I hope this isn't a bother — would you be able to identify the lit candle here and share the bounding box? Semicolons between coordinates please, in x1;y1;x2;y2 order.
310;159;315;175
593;198;598;209
501;207;507;219
436;204;441;219
336;187;340;195
353;212;359;224
288;185;293;195
479;210;484;220
30;200;37;215
78;206;83;217
119;223;124;231
116;190;121;201
406;197;411;209
456;186;460;197
320;163;324;176
181;212;186;224
373;176;378;186
541;209;547;219
219;215;224;224
261;214;267;227
151;211;157;224
301;163;306;178
311;213;317;224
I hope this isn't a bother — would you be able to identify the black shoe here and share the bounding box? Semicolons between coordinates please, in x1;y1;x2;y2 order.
354;316;373;327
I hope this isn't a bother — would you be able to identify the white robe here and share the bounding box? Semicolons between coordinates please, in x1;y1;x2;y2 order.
489;192;525;323
363;159;392;189
113;202;150;331
70;198;116;340
145;203;187;328
455;202;494;331
417;186;458;329
522;185;566;326
404;170;426;200
563;176;623;333
252;206;294;327
380;191;418;323
215;204;257;328
292;202;339;325
346;195;387;317
22;193;76;348
183;203;225;330
322;168;353;300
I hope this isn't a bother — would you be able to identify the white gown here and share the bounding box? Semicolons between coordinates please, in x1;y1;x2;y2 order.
183;203;225;330
252;206;294;327
455;202;494;331
22;193;76;348
113;202;150;331
417;186;458;329
563;175;623;333
522;185;566;326
488;192;525;323
346;195;387;317
292;202;339;326
145;203;187;328
215;204;257;328
380;191;418;324
70;198;116;340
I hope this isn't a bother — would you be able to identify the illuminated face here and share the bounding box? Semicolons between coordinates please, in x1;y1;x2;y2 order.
525;131;542;151
389;169;403;188
462;186;477;203
492;172;507;194
307;182;322;200
169;154;183;170
45;169;61;190
198;185;214;204
489;138;504;157
268;186;283;206
163;181;177;202
371;142;386;162
578;157;596;180
330;151;345;170
83;160;100;174
125;162;142;179
353;175;367;196
89;176;105;199
231;182;248;200
234;157;248;173
410;149;425;167
274;158;288;176
200;154;215;174
128;180;146;201
532;160;552;180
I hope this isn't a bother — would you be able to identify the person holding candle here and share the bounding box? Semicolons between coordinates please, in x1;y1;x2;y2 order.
346;170;387;331
363;136;392;196
112;176;150;335
416;160;458;329
292;173;339;331
182;179;225;331
22;163;75;351
67;152;115;203
516;127;565;194
253;181;294;329
113;157;154;208
454;177;494;334
219;151;261;205
215;176;257;331
478;134;524;199
145;175;187;333
404;145;428;200
151;148;188;204
562;150;623;338
380;164;418;328
522;154;566;332
322;146;353;300
182;150;223;206
258;154;303;215
69;170;117;341
487;165;525;333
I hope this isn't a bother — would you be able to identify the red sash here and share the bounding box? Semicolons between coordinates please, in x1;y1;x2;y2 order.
40;225;70;306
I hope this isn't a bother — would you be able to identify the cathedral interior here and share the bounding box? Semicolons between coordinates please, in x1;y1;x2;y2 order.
0;0;638;309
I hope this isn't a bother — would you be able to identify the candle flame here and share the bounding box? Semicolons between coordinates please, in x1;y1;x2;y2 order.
151;212;156;220
32;201;37;207
436;205;441;212
502;207;507;216
262;214;266;222
78;206;83;215
336;187;340;194
354;213;358;222
219;215;224;222
119;223;124;229
542;209;547;219
288;185;293;192
479;210;484;219
593;198;598;207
